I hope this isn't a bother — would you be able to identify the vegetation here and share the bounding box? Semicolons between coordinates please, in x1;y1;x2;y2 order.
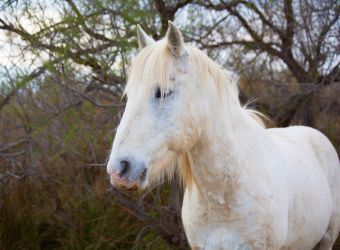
0;0;339;249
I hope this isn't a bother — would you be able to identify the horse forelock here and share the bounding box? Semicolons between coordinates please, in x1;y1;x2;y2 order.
125;40;173;97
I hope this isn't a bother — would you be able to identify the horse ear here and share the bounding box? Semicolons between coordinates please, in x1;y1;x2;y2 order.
137;24;155;49
166;21;184;57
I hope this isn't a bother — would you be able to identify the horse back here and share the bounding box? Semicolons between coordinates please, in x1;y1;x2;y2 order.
267;125;339;186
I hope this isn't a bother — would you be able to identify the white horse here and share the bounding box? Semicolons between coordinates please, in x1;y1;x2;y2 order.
107;21;340;250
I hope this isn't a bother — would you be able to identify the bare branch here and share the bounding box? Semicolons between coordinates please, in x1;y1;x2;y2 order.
154;0;193;35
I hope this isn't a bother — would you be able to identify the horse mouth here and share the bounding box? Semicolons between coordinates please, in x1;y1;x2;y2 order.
110;170;146;190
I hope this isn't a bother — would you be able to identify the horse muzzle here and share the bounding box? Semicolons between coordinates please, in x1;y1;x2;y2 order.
108;158;147;190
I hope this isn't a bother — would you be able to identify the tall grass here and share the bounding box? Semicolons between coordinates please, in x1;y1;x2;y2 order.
0;166;170;249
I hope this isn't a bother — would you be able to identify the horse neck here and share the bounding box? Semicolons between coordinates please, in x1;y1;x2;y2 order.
187;100;266;204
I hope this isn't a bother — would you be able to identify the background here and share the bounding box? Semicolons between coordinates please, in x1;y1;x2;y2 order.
0;0;339;249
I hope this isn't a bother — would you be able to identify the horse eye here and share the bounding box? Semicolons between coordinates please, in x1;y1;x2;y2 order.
155;87;162;99
154;87;173;99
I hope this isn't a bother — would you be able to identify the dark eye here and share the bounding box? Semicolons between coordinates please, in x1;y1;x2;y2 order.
154;87;173;99
155;87;162;98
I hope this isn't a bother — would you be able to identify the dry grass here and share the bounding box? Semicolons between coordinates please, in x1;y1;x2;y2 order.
0;161;170;249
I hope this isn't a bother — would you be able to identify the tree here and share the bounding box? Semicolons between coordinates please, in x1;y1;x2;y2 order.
187;0;339;126
0;0;339;248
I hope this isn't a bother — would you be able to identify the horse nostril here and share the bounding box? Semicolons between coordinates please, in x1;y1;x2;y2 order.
119;160;130;177
140;168;147;182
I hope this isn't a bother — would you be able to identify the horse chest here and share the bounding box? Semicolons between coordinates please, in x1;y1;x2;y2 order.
181;187;280;250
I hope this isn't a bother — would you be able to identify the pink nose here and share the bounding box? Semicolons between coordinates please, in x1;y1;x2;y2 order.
110;172;141;190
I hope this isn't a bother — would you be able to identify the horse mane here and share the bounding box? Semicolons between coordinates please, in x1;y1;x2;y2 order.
187;47;267;128
126;40;266;188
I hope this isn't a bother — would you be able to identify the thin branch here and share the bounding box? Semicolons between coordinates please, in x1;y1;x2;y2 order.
240;2;283;37
0;139;28;153
192;0;242;11
0;63;50;112
0;150;26;157
65;0;114;42
0;90;15;111
315;13;339;60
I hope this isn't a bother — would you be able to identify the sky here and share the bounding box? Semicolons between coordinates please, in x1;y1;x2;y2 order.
0;0;61;72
